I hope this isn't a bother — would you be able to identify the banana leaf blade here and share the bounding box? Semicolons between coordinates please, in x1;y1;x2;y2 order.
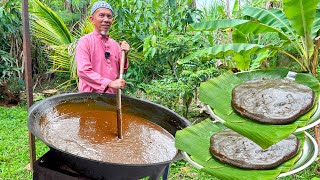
175;119;304;180
199;69;318;148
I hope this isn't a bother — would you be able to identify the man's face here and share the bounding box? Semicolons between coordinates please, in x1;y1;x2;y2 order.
90;8;113;35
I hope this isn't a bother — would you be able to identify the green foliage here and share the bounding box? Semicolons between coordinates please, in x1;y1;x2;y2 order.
0;0;51;82
141;32;219;117
176;119;308;180
139;77;190;110
0;50;21;83
169;160;218;179
39;0;90;29
31;38;52;76
183;3;320;73
199;69;320;148
30;0;73;45
29;0;78;90
56;10;81;27
110;0;201;88
0;0;22;51
242;4;319;72
0;0;23;83
7;77;25;93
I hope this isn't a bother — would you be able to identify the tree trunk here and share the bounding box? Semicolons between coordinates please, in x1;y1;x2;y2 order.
310;37;320;76
70;0;73;13
266;1;273;10
83;2;88;16
64;0;70;10
191;0;196;8
225;0;232;43
226;0;231;19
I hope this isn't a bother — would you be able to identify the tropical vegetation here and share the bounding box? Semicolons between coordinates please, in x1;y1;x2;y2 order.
1;0;320;179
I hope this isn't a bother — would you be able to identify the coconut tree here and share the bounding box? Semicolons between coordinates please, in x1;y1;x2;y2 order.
29;0;77;89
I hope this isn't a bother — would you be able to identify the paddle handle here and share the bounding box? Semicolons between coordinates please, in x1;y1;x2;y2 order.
119;50;126;78
116;50;126;139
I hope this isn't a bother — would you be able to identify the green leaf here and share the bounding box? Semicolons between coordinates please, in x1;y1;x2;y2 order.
234;21;290;40
175;119;304;180
29;0;73;45
283;0;317;58
311;9;320;38
189;19;249;31
250;50;270;70
178;43;266;65
283;0;318;37
143;35;151;55
0;7;3;18
242;7;293;35
232;29;247;43
151;35;157;47
233;52;250;70
295;73;320;95
232;0;239;15
199;69;318;148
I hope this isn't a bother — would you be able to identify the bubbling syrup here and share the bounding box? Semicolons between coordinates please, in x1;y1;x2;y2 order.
40;99;177;164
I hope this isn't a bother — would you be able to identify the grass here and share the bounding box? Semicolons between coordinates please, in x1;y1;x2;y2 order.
0;106;49;179
0;105;319;180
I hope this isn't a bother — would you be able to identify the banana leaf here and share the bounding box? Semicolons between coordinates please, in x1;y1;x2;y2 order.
283;0;318;37
175;119;304;180
199;68;319;148
311;9;320;39
189;19;249;31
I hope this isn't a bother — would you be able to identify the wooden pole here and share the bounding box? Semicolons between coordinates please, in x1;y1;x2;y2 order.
22;0;36;171
116;51;126;139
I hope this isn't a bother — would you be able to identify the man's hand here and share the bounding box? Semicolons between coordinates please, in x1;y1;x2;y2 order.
120;41;130;53
108;79;126;90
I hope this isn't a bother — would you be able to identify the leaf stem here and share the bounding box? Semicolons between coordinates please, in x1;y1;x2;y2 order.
281;50;307;71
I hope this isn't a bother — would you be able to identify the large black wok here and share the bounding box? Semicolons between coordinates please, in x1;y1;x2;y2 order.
28;92;191;180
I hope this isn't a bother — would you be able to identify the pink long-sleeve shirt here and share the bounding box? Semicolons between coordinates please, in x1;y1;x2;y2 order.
75;30;128;94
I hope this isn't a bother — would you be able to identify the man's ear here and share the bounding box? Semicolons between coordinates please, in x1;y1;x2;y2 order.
89;16;94;23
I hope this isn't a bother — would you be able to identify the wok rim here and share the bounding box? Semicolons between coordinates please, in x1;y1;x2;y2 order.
28;92;191;167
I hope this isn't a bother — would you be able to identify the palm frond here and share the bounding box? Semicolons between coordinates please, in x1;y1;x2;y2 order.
29;0;73;45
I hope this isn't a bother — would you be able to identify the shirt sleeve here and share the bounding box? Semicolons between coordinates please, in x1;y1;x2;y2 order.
76;38;111;92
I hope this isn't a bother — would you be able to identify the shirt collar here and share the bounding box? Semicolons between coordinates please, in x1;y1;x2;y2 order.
93;29;109;41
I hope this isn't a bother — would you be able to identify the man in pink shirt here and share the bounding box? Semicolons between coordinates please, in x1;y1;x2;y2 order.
76;1;130;94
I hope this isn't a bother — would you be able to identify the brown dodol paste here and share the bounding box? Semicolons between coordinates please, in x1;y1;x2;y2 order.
231;78;315;124
209;129;299;170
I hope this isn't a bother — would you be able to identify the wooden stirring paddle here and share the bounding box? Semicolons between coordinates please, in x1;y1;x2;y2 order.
116;50;126;139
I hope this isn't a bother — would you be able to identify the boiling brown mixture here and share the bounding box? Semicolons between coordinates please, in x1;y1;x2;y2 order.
39;100;178;164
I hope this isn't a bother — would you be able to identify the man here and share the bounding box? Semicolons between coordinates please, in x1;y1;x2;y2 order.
75;1;130;94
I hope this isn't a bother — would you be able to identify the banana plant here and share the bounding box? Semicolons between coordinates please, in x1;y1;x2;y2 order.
180;0;320;74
